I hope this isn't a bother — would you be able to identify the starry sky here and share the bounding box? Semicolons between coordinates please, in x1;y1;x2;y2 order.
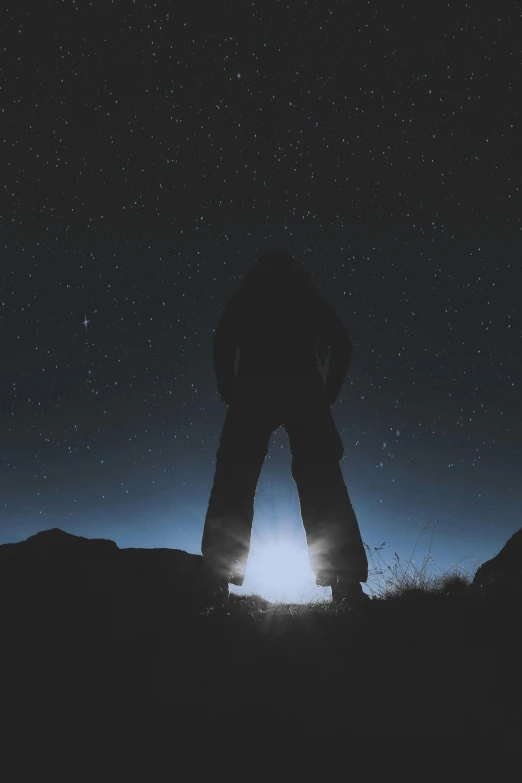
2;2;521;599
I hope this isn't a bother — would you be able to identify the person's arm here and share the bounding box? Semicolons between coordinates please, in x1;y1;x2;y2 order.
213;294;240;404
317;296;353;405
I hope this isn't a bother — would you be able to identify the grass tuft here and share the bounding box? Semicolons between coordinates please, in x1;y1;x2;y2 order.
363;519;478;601
229;520;490;615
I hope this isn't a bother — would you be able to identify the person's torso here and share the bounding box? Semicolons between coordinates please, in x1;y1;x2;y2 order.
235;290;323;377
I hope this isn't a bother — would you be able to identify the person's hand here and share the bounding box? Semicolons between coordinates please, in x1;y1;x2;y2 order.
323;391;337;407
218;379;237;406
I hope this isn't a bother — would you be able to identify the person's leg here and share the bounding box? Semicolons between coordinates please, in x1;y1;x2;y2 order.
201;405;274;586
284;402;368;587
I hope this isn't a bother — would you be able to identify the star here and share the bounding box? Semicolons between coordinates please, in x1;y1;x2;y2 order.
82;315;90;330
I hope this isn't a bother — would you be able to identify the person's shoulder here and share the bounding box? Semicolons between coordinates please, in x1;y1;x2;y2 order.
224;291;249;323
225;291;243;311
314;293;335;317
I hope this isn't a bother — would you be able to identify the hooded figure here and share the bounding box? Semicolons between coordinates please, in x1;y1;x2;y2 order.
201;252;368;608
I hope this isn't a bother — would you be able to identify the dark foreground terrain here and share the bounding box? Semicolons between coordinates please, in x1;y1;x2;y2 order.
1;529;521;742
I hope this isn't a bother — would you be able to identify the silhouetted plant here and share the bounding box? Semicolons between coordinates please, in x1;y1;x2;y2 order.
363;520;477;601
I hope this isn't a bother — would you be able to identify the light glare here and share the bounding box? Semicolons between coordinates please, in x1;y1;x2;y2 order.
232;536;330;603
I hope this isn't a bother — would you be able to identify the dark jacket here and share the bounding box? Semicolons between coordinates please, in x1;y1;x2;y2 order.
213;289;353;407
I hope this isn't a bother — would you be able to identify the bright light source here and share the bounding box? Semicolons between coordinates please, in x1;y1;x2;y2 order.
232;532;330;603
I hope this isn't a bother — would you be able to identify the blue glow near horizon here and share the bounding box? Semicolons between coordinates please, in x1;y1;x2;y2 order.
0;499;505;604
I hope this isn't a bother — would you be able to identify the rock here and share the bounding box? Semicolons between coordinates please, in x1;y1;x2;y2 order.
0;527;209;638
471;527;522;594
6;527;119;557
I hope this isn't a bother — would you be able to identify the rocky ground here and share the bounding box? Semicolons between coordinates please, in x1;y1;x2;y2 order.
1;529;521;743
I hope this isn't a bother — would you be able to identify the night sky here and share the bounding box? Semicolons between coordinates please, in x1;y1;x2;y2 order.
2;2;520;600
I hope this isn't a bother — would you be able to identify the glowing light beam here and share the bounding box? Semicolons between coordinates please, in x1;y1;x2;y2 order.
231;531;330;603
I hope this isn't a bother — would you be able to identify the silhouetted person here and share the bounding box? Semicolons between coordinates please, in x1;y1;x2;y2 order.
201;252;368;608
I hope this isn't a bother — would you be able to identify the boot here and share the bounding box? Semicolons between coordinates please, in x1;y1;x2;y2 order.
331;577;370;607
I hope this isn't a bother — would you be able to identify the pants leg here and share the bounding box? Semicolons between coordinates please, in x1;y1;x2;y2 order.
201;405;274;585
284;403;368;584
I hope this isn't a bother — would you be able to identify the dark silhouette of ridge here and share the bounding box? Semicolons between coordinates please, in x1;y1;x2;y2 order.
1;526;522;741
0;527;215;667
15;527;118;554
472;527;522;593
